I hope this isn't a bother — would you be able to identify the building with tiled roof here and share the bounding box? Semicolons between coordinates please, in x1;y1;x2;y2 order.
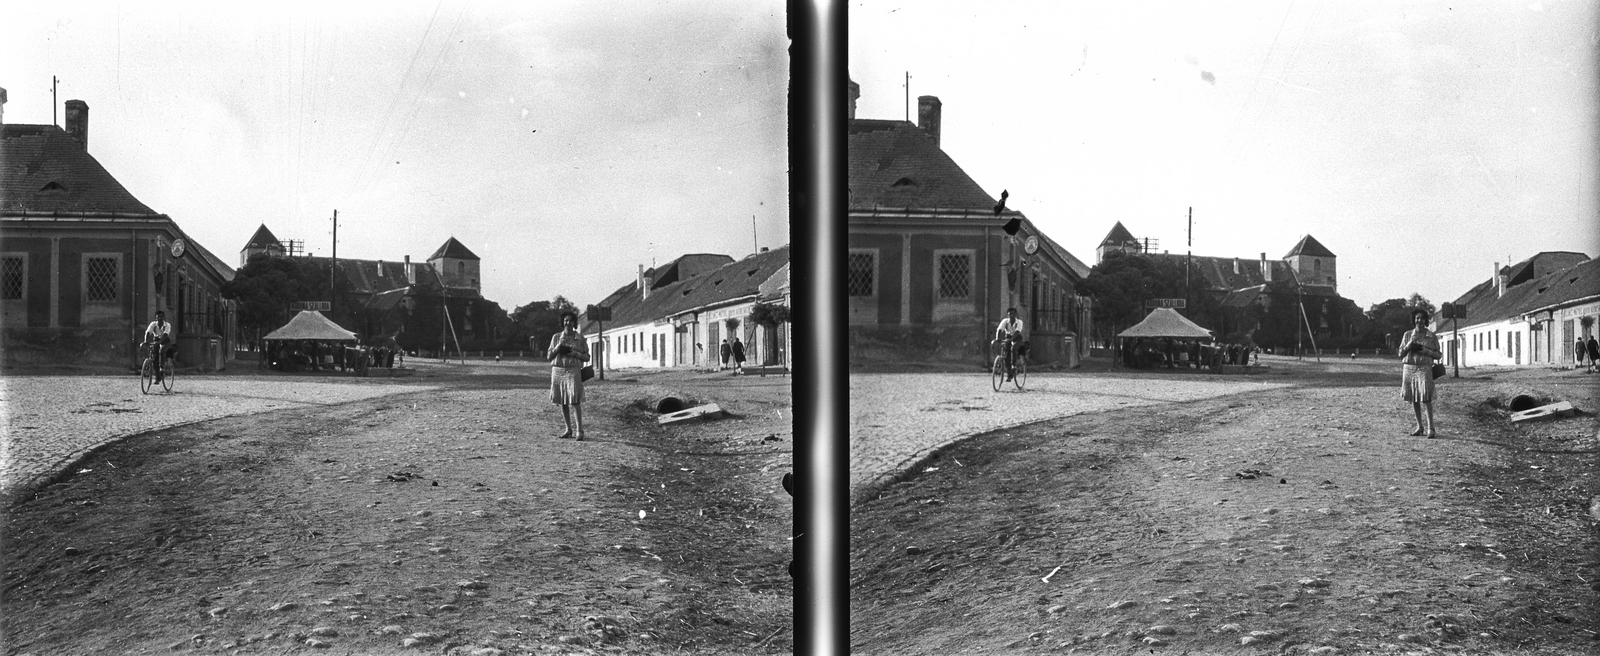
1;93;238;369
1433;252;1598;368
238;229;506;355
847;79;1093;365
578;247;790;371
1100;222;1359;345
240;224;286;265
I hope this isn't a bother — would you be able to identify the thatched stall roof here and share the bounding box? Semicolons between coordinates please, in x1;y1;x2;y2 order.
262;311;358;341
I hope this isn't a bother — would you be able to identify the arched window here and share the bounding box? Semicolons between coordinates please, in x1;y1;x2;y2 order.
1314;259;1321;273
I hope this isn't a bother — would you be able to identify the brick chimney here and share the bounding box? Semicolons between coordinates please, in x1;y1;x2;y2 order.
1260;253;1272;282
638;264;651;300
1494;262;1506;298
917;95;942;148
405;255;415;285
1;87;7;125
64;99;89;150
1233;258;1241;275
847;79;860;121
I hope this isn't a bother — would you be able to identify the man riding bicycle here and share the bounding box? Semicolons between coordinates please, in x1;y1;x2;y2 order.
144;310;175;382
993;307;1025;381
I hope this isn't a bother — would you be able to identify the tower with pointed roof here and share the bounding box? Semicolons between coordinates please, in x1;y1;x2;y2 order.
428;237;480;291
239;224;286;266
1097;222;1144;263
1284;234;1336;292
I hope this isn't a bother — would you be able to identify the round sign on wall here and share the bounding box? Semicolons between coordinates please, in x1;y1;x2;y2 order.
170;239;187;258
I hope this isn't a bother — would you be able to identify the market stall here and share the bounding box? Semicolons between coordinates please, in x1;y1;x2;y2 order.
1115;307;1216;370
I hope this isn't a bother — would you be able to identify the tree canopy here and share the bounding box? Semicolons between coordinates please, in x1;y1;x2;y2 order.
1364;294;1436;349
1080;251;1225;344
510;296;579;352
221;253;329;339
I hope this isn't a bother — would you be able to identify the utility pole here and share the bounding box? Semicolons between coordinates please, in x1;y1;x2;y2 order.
51;76;58;126
1185;207;1192;314
904;71;911;122
752;214;759;254
330;210;338;319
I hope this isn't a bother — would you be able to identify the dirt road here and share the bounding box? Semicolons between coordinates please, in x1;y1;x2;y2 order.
851;365;1598;655
3;365;793;655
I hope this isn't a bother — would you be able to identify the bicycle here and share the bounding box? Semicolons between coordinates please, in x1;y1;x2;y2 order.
140;341;175;394
990;339;1028;391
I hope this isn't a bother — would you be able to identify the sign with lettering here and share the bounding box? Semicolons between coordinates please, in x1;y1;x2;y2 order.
292;301;331;311
1145;298;1186;309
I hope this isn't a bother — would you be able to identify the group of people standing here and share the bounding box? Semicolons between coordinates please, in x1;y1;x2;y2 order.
718;337;747;374
1576;335;1600;372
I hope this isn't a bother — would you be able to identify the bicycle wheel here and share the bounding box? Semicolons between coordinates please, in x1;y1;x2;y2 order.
161;359;174;392
991;355;1005;392
1013;357;1028;389
140;358;154;394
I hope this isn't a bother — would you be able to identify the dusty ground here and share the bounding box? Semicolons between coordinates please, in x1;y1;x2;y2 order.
2;365;792;655
851;362;1599;655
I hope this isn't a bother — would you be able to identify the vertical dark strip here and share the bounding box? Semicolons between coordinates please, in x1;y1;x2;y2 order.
789;0;845;652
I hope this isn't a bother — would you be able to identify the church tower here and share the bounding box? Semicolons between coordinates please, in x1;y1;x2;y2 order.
428;237;481;291
1285;234;1336;292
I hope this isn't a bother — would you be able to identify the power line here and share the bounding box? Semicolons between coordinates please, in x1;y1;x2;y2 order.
346;1;446;200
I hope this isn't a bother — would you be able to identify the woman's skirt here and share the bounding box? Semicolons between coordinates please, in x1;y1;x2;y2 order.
550;366;584;405
1400;363;1433;403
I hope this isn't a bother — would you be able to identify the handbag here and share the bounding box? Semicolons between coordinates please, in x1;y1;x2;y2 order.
1431;362;1446;379
580;365;595;382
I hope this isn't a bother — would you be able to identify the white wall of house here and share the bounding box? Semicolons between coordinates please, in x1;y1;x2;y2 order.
590;320;676;370
1539;300;1600;366
1438;318;1537;368
1443;300;1600;368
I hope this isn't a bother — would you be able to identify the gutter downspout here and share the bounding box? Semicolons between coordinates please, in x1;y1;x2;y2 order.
983;224;991;366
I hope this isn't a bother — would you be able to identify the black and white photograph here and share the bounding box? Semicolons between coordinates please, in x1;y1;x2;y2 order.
2;2;794;653
848;1;1598;653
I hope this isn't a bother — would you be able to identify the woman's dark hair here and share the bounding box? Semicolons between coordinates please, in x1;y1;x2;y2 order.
1411;308;1431;325
559;311;579;325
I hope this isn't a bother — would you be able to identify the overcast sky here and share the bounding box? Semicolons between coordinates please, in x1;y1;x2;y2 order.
849;0;1598;310
2;0;789;311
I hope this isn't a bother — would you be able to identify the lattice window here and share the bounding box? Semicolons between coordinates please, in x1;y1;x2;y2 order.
1;257;23;300
937;253;972;299
847;251;875;297
85;257;119;302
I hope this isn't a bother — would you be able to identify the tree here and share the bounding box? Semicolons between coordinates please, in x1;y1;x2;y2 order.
1081;251;1226;346
1363;294;1436;349
749;302;791;327
221;253;329;340
509;296;579;353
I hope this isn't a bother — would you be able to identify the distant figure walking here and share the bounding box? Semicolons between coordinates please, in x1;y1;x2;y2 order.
1399;309;1443;438
719;338;731;372
1588;336;1599;373
546;311;590;441
731;337;746;375
1577;338;1587;370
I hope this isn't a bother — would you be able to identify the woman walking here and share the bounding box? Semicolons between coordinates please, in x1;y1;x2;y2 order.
547;311;590;440
1399;309;1443;438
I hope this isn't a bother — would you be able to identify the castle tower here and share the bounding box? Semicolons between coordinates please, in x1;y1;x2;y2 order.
1097;222;1142;263
428;237;481;291
1284;234;1336;291
239;224;285;266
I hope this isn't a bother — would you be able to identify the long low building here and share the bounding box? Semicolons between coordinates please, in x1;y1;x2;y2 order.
582;245;791;372
1434;252;1597;368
